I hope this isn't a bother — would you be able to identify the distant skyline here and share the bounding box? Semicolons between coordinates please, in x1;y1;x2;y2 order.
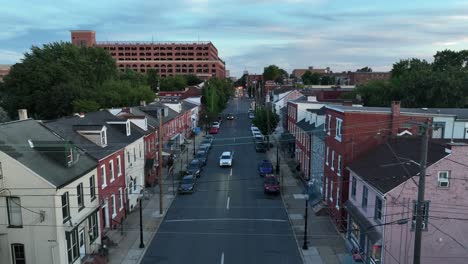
2;0;468;77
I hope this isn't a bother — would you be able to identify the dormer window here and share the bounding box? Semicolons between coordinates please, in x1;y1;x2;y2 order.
126;121;131;136
101;129;107;147
67;148;74;166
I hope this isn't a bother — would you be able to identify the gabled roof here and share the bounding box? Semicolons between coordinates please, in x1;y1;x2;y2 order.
181;101;198;112
43;111;145;160
0;119;97;187
348;137;449;194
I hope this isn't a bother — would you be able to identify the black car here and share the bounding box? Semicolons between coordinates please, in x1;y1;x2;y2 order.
186;159;203;177
226;113;235;120
258;160;273;176
178;175;196;194
195;150;208;165
255;142;267;152
199;144;210;154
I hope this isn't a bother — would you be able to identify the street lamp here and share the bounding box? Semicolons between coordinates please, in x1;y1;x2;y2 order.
205;114;208;135
303;192;309;250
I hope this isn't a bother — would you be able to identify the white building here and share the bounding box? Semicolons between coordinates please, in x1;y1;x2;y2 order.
0;120;100;264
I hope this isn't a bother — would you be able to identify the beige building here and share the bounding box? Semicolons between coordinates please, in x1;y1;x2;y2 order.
0;119;100;264
0;64;11;82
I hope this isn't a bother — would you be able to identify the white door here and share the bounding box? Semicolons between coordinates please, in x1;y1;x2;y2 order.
103;200;110;228
79;228;86;259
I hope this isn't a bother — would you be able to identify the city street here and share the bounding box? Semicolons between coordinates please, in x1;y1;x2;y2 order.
141;98;303;264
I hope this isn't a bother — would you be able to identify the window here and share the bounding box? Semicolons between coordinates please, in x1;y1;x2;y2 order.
362;186;368;210
7;197;23;227
101;165;107;188
336;185;340;209
329;180;334;202
335;118;342;141
88;212;99;243
66;229;79;263
101;130;107;146
133;148;136;162
119;188;124;210
77;183;84;210
337;155;342;176
127;151;130;163
67;148;74;166
89;175;96;201
109;160;115;182
412;201;429;231
139;143;142;158
375;196;383;222
133;177;137;192
129;181;133;194
62;192;70;222
126;121;131;136
351;177;357;199
325;177;328;199
437;171;449;187
117;156;122;176
331;150;335;171
0;162;3;179
350;220;360;243
327;115;331;135
11;243;25;264
111;194;117;218
326;147;329;165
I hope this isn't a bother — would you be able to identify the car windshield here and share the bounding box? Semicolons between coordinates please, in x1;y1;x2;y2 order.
196;153;205;158
262;162;272;168
221;154;231;159
182;178;193;184
188;161;199;168
265;177;277;184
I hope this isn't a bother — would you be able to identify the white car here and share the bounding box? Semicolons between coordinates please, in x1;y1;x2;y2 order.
212;122;220;129
251;126;260;134
219;151;233;167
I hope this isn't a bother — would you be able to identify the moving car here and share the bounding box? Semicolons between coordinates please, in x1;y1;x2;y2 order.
226;113;235;120
212;121;220;129
264;174;280;194
219;151;233;167
209;127;219;134
258;160;273;176
178;175;196;194
186;159;203;177
195;150;208;166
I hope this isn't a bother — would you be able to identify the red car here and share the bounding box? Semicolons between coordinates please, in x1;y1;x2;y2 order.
264;174;280;194
209;127;219;134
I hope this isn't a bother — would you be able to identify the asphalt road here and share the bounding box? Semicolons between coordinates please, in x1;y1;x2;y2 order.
142;98;302;264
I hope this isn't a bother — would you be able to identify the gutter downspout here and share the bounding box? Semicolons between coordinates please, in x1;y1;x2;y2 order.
451;116;456;143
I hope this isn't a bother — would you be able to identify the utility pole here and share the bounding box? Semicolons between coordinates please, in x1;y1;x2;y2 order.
413;119;431;264
139;198;144;248
158;110;164;215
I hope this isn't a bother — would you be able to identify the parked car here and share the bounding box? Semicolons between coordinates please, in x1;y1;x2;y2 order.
254;135;264;142
199;145;210;155
219;151;233;167
248;112;255;119
263;174;280;194
210;127;219;134
253;131;263;139
258;160;273;176
204;134;214;143
255;142;267;152
226;113;235;120
195;150;208;166
186;159;203;177
212;121;220;129
200;139;212;149
178;175;197;194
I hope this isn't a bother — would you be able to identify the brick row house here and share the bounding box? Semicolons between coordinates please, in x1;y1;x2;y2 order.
0;119;101;264
345;138;468;264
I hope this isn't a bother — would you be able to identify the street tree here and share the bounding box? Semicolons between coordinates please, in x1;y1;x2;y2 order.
252;104;279;146
263;65;288;83
357;66;372;72
302;71;321;85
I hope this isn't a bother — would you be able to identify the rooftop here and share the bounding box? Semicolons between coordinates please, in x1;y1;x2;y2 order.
348;137;449;194
326;105;468;119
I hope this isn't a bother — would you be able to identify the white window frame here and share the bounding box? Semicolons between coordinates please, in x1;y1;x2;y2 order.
109;160;115;183
66;229;79;263
101;129;107;146
337;154;342;176
62;192;70;222
119;188;124;211
335;118;343;142
101;165;107;188
7;197;23;227
117;155;122;176
375;196;383;222
331;150;335;171
329;180;334;202
111;194;117;218
90;175;96;201
77;183;84;210
327;115;331;135
11;243;26;264
67;148;74;166
336;185;340;209
133;148;136;162
437;171;449;187
326;147;329;166
362;186;368;210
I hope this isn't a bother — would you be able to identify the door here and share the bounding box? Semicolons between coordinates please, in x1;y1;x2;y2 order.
79;228;86;259
102;200;109;228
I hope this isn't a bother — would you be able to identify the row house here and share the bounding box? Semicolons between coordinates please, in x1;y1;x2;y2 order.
324;101;468;231
0;119;101;264
345;138;468;264
43;110;146;236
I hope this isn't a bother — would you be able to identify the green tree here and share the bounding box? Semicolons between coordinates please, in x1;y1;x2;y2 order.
0;106;10;123
357;66;372;72
320;75;335;85
146;69;160;92
185;74;202;86
201;78;234;119
302;71;321;85
159;75;187;91
252;104;279;146
263;65;288;83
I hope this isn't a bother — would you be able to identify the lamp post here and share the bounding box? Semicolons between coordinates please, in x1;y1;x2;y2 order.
139;198;144;248
303;192;309;250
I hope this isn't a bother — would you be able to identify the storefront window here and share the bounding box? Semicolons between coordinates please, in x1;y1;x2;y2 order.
370;245;382;263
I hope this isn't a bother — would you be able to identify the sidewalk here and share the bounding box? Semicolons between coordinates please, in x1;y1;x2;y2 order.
105;132;204;264
267;135;355;264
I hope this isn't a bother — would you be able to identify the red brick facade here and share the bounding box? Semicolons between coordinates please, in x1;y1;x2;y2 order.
71;30;225;79
348;71;391;86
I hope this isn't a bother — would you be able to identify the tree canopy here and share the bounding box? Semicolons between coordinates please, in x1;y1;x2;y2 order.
351;50;468;108
201;78;234;120
263;65;288;83
0;42;155;119
301;71;320;85
357;66;373;72
252;105;279;136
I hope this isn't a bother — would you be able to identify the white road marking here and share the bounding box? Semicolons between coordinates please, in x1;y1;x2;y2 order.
229;168;233;177
165;218;288;223
221;252;224;264
226;196;230;210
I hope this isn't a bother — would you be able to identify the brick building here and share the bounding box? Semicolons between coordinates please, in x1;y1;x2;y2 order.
70;30;226;80
0;64;11;82
347;71;391;86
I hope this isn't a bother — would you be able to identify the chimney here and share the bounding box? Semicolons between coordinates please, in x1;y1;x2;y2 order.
18;109;28;120
391;101;401;135
140;100;146;107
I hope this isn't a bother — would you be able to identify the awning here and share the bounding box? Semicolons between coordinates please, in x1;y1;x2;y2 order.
344;200;382;243
145;158;155;169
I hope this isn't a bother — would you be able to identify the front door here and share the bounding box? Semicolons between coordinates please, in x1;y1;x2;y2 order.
102;200;109;228
79;228;86;259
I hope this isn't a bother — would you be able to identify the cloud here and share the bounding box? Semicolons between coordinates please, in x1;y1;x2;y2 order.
0;50;24;64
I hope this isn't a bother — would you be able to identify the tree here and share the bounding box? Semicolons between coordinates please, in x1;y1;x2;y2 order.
263;65;288;83
146;69;160;92
320;75;335;85
0;106;10;123
185;74;202;86
252;104;279;146
159;75;187;91
201;78;234;119
302;70;321;85
357;67;372;72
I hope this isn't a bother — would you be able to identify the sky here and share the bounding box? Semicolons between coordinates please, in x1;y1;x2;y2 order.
2;0;468;77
